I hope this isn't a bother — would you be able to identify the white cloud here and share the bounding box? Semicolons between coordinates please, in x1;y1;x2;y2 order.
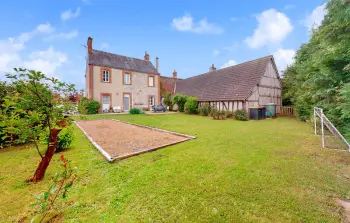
0;23;55;73
245;9;293;49
24;47;67;76
304;4;327;30
172;14;223;35
284;4;296;10
61;7;81;21
221;60;237;69
43;30;79;41
15;23;55;45
212;49;220;57
273;48;296;72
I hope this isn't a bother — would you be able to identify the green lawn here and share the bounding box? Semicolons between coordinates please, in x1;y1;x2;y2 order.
1;114;349;222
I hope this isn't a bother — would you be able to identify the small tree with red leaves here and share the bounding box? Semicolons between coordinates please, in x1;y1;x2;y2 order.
32;155;77;222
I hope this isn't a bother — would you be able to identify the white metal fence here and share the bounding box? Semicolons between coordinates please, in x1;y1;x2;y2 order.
314;107;350;152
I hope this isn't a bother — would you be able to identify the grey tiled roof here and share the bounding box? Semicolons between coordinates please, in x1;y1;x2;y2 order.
175;55;275;101
88;49;159;74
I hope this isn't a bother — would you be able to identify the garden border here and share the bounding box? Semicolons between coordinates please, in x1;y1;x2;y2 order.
74;119;196;162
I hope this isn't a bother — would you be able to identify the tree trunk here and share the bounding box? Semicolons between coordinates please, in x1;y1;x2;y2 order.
29;128;62;183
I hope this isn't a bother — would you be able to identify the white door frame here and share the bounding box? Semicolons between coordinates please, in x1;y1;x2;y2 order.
123;93;131;111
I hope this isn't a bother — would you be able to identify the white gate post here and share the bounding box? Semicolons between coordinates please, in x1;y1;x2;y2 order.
321;110;325;148
314;108;317;135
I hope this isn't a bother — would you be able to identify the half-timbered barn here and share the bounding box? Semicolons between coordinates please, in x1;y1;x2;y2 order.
174;55;282;113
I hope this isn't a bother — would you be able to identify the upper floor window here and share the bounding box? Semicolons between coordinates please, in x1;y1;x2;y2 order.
102;70;110;82
124;72;131;85
148;75;155;87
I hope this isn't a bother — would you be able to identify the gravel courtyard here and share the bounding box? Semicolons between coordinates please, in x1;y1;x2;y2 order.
76;119;193;159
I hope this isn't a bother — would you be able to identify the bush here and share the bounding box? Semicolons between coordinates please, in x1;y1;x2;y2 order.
224;111;234;119
210;107;226;120
86;100;100;114
78;97;89;114
184;97;198;114
234;109;249;121
42;127;74;152
199;103;210;116
56;127;74;151
172;94;188;112
129;108;144;114
163;92;172;106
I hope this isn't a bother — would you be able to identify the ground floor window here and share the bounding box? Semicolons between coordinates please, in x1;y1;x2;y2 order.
148;96;155;106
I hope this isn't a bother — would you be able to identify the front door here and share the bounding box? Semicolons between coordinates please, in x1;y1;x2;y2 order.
102;95;110;112
123;94;131;111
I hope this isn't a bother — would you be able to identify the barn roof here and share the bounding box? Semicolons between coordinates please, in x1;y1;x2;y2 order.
88;49;159;75
175;55;276;101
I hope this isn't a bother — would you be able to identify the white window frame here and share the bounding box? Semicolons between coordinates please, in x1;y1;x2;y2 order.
102;70;110;82
148;96;155;106
148;76;155;87
124;73;131;85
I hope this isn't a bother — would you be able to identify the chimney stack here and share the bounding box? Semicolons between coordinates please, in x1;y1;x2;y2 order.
172;70;177;79
156;57;159;72
87;37;93;54
144;51;150;61
209;64;216;72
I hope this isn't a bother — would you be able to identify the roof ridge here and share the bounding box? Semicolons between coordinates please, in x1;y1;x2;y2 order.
180;55;272;81
92;49;148;62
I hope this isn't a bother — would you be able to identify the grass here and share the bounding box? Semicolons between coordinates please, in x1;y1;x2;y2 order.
1;114;350;222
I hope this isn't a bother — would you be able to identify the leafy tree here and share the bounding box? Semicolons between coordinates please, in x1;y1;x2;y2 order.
283;0;350;139
172;94;188;112
163;92;172;107
0;68;76;182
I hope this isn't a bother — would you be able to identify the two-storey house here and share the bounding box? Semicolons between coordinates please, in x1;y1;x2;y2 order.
85;37;160;112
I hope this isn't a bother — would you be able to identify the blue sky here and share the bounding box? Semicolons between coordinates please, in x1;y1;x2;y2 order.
0;0;327;90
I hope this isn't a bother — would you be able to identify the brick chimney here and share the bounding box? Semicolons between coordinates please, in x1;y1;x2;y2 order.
87;37;93;54
209;64;216;72
172;70;177;79
144;51;150;61
156;57;159;72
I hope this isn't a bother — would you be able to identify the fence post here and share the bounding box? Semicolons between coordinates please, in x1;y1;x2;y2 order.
314;108;317;135
321;110;325;148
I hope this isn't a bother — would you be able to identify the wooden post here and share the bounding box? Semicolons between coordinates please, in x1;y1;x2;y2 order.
321;111;325;148
314;108;317;135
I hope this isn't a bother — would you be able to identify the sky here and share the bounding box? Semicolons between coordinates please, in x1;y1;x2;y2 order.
0;0;327;90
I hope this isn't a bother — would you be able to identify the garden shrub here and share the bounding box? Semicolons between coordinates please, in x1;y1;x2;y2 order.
224;111;234;119
210;107;226;120
184;97;198;114
234;109;249;121
172;94;188;112
42;127;74;152
56;127;74;152
129;108;144;114
86;100;100;114
163;92;172;106
199;103;210;116
78;97;89;114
